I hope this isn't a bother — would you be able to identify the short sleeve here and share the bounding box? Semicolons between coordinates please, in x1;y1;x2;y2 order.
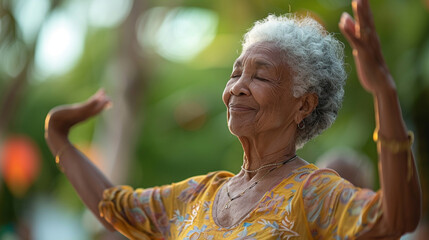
302;169;383;239
98;172;231;240
98;185;174;240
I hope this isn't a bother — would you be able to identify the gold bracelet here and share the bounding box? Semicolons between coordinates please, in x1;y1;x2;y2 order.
373;130;414;153
55;144;72;172
373;130;414;181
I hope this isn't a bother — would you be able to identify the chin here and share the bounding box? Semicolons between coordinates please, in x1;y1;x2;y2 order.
227;111;259;137
228;121;253;137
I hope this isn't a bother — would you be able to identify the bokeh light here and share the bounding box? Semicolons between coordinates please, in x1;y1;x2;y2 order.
12;0;50;44
34;6;86;76
0;136;41;197
88;0;132;28
0;40;27;77
137;7;218;62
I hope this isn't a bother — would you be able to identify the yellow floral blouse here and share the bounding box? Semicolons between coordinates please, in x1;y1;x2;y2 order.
98;164;384;239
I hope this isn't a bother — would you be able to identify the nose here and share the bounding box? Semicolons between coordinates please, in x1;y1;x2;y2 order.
230;75;250;96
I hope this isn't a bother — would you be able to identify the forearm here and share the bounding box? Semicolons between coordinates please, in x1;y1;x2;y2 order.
47;130;115;231
373;78;421;233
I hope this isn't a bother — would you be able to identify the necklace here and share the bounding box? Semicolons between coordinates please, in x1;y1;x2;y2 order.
241;155;298;173
224;154;297;209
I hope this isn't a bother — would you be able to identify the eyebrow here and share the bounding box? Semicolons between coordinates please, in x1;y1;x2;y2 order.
233;60;242;68
233;58;274;69
255;59;273;68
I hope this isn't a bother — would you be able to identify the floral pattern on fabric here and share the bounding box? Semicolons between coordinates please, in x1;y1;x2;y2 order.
259;212;300;240
302;169;383;239
99;165;383;240
234;222;257;240
256;192;285;215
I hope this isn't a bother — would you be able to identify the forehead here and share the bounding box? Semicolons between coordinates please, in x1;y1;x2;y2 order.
234;42;285;68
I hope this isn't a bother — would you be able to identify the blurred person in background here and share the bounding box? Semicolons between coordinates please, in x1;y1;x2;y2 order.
43;0;421;239
316;148;375;189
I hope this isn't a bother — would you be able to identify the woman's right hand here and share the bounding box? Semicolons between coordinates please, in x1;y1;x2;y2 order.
44;89;112;153
43;90;115;230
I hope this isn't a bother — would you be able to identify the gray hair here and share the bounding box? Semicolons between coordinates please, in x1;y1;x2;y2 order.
242;14;347;149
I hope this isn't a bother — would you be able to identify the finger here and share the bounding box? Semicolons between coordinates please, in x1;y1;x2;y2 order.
88;89;107;104
361;0;376;29
351;0;361;38
352;0;370;39
46;90;112;133
66;90;111;123
353;0;377;41
339;13;360;49
353;0;384;64
85;90;112;115
352;0;367;39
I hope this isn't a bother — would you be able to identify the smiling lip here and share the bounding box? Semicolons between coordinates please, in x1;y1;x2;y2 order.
229;104;256;112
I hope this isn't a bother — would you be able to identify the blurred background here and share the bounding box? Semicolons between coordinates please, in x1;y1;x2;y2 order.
0;0;428;239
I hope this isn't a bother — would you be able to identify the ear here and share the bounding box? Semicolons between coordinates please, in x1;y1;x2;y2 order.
294;93;318;124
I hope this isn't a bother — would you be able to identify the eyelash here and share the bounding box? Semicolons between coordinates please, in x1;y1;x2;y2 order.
230;75;268;82
254;76;269;82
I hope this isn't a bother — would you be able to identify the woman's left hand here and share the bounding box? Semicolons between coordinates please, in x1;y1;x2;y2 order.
339;0;395;95
339;1;422;235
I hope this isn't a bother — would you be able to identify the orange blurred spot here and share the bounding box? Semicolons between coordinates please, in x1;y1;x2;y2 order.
1;136;41;197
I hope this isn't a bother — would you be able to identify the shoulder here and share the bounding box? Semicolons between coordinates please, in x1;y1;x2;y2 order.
173;171;233;189
300;168;378;225
302;168;346;191
299;169;383;238
272;164;319;196
172;171;234;203
301;168;357;205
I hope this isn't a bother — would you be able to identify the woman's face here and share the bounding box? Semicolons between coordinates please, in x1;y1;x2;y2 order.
222;42;302;138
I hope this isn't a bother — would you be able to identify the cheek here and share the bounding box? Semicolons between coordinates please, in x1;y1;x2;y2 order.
253;84;298;124
222;85;232;122
222;85;231;107
276;95;301;123
251;83;282;108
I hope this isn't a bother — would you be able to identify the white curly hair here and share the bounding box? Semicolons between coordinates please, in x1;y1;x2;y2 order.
242;14;347;149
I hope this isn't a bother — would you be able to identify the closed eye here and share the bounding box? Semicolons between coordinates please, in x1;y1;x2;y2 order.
254;76;269;82
230;74;241;78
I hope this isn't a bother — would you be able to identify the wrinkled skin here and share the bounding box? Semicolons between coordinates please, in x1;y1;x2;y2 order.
223;42;301;138
222;42;317;171
215;42;318;227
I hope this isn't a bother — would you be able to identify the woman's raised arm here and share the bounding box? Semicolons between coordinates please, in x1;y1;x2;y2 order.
44;89;114;231
339;0;421;236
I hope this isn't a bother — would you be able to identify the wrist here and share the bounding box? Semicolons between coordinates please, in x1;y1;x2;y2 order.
55;142;74;172
45;121;70;155
44;110;70;137
372;73;397;98
372;79;408;140
374;84;397;102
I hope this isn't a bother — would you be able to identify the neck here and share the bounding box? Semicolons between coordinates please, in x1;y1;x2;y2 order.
237;129;297;179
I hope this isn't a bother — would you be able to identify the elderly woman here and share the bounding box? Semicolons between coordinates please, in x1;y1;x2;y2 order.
45;0;421;239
